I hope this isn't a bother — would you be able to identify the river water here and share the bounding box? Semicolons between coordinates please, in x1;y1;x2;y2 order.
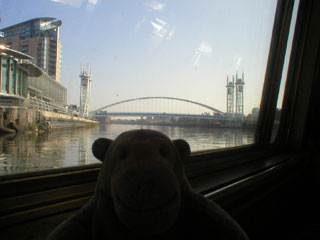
0;124;255;176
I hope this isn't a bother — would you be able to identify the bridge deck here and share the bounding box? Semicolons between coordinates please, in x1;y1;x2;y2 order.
94;112;227;120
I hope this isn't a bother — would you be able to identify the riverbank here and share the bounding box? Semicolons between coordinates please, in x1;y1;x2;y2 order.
0;107;98;134
109;119;256;129
40;111;98;129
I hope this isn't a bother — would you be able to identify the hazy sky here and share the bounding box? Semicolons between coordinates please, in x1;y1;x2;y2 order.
0;0;279;115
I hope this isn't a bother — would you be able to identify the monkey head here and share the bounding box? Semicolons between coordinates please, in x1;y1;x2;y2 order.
92;129;190;235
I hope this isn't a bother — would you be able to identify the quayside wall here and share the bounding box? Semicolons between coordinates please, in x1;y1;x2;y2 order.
40;111;98;129
0;107;98;132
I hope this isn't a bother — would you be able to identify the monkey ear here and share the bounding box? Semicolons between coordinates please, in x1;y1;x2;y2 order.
173;139;191;160
92;138;113;162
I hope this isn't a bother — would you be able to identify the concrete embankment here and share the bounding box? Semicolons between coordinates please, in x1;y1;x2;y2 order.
0;107;98;133
40;111;98;129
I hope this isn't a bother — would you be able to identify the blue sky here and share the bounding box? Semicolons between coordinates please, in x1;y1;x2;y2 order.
0;0;278;114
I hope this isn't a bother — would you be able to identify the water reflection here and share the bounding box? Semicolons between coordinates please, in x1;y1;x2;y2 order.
0;124;254;176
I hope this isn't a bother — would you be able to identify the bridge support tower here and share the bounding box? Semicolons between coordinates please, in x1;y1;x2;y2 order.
235;72;245;115
226;72;245;117
226;76;235;114
79;65;92;117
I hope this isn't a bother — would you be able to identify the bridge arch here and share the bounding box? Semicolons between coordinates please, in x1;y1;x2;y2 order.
92;96;225;115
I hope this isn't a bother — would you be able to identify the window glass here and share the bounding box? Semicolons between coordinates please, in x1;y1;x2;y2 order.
1;57;9;92
17;69;21;95
0;0;278;175
271;0;300;142
21;71;25;95
10;60;16;94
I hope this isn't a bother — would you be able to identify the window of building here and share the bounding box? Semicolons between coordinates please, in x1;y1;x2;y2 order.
21;40;28;47
1;56;9;93
9;60;16;94
17;68;22;95
6;38;12;44
20;50;28;54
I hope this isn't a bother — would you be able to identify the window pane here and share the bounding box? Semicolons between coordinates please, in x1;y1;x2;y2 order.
0;0;279;175
1;57;9;92
17;69;21;95
271;0;300;142
21;71;25;96
10;60;16;93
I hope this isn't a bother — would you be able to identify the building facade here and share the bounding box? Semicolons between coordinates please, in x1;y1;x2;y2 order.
0;45;36;107
0;18;62;82
0;44;66;111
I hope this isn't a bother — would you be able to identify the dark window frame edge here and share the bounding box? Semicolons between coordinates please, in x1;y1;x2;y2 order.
275;0;320;151
255;0;295;145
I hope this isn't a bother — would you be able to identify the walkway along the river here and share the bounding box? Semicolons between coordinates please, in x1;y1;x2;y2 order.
0;107;98;134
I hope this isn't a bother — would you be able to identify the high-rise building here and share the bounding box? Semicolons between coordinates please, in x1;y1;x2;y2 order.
0;18;62;82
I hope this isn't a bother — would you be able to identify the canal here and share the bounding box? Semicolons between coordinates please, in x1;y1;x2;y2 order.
0;124;255;176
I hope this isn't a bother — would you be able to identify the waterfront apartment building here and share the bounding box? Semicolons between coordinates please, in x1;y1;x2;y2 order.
0;18;62;83
0;44;67;131
0;45;67;111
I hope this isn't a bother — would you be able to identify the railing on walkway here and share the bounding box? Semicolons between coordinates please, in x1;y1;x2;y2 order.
26;97;66;114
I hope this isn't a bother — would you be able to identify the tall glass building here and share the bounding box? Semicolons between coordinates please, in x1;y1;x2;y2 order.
0;18;62;83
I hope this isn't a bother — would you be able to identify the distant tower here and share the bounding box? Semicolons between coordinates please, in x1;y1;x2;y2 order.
79;64;92;117
226;75;235;114
235;72;245;115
